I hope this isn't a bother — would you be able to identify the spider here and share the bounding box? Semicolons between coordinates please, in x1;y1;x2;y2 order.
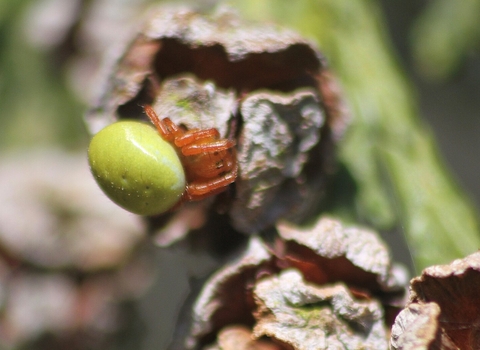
144;105;238;202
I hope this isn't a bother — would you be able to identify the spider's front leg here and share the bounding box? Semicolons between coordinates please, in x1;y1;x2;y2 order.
144;105;181;142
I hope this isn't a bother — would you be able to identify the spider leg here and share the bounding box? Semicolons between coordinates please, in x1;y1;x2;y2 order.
182;139;236;156
144;105;180;141
144;105;166;135
174;128;220;147
184;165;238;201
162;118;185;140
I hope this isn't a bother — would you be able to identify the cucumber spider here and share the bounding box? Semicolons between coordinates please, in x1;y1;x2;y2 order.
143;105;238;203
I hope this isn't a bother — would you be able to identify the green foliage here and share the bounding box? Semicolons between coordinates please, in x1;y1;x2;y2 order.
0;0;87;150
231;0;480;269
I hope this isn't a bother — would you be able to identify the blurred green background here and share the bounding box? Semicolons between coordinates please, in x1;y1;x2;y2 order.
0;0;88;149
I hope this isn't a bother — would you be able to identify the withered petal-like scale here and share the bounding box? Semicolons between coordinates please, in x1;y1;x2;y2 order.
400;252;480;349
187;218;407;349
187;238;274;348
86;7;327;131
253;269;388;350
277;217;406;294
390;302;458;350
